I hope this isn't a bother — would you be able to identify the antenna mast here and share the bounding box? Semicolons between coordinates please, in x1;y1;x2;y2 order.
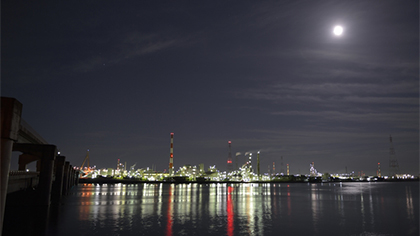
388;135;400;176
227;141;233;172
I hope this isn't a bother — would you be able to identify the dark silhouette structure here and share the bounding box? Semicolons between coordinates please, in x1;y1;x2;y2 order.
1;97;79;236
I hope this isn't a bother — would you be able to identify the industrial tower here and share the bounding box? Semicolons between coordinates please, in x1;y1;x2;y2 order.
272;162;275;175
388;135;400;176
280;156;284;174
248;153;253;173
257;151;260;179
227;141;233;172
236;153;239;170
169;133;174;176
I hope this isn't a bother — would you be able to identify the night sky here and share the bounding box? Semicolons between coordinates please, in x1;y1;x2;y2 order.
2;1;419;175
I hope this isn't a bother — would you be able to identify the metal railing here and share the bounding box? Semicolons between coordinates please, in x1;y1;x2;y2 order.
19;119;49;144
7;171;39;194
9;170;39;176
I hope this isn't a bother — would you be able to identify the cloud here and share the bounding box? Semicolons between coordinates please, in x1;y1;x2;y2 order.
299;49;418;74
270;110;417;126
119;31;181;59
234;79;418;132
71;31;186;73
239;128;418;155
237;82;418;105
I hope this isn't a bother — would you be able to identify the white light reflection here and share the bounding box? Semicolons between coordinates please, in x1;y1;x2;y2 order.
287;185;291;216
339;182;376;194
311;184;319;233
157;183;162;216
406;186;414;220
246;184;255;235
71;181;419;236
198;184;203;217
272;184;279;216
368;187;374;227
263;183;272;222
209;183;217;224
360;192;365;229
337;190;345;226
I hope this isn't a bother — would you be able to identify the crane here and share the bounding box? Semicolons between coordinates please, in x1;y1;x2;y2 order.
80;149;90;170
79;149;92;178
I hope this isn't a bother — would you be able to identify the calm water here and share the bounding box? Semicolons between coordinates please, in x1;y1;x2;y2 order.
4;182;419;236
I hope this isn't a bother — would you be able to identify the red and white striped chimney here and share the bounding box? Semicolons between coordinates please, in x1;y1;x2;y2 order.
169;133;174;175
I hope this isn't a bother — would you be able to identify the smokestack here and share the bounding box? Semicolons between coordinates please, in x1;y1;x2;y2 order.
280;156;284;174
169;133;174;176
273;162;275;175
257;151;260;179
249;153;252;173
287;164;289;175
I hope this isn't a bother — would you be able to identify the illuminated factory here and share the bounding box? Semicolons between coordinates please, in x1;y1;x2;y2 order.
82;135;417;182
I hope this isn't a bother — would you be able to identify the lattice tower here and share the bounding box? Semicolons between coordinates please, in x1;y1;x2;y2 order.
227;141;233;172
388;135;400;176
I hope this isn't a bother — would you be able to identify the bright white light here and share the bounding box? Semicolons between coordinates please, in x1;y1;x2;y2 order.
333;25;343;36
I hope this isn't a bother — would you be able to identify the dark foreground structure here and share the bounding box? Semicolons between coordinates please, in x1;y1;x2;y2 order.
1;97;79;236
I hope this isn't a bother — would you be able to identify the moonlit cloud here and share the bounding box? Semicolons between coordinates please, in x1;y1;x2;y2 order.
71;32;186;73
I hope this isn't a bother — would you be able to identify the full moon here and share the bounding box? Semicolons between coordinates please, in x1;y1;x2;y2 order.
333;25;343;36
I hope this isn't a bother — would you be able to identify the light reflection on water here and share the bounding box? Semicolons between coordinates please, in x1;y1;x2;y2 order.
45;182;419;236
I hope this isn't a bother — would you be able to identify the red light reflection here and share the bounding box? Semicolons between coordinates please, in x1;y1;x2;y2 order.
166;185;173;236
227;186;234;236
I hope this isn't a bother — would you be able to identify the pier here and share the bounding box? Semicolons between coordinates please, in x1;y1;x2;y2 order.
1;97;79;236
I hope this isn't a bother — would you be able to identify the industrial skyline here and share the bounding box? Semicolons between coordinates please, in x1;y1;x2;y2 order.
76;133;411;177
3;1;418;176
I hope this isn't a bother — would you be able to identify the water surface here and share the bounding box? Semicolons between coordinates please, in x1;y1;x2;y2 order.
4;182;419;236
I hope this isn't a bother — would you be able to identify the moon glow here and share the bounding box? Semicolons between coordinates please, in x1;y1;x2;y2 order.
333;26;343;36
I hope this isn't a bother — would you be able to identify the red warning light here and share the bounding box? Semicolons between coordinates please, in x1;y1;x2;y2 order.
228;141;231;144
227;160;232;163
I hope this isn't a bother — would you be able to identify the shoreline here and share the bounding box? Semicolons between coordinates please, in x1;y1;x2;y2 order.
79;178;419;184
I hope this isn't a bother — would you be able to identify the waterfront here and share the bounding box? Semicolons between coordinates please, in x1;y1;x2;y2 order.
4;182;419;236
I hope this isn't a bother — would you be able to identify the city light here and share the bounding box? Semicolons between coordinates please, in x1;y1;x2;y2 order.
80;156;418;183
